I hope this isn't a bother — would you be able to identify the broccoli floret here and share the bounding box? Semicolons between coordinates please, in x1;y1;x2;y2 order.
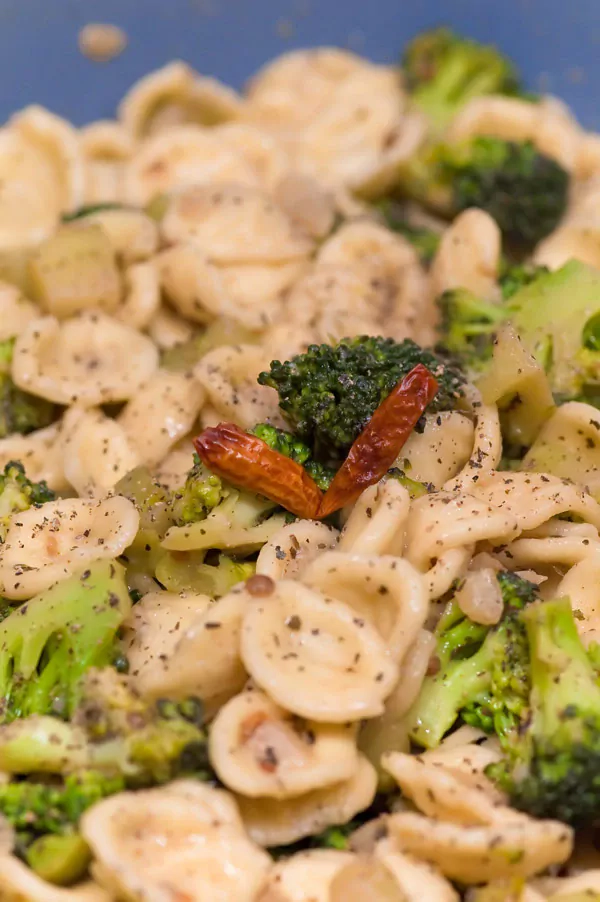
499;261;550;300
402;28;521;130
436;287;506;366
0;460;56;541
170;453;226;525
0;771;125;838
0;339;55;439
408;570;537;748
0;560;131;722
375;198;441;266
487;597;600;826
398;137;569;246
250;424;336;491
258;336;466;461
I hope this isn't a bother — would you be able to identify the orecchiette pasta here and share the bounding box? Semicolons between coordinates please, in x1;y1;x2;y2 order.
11;311;159;406
255;849;354;902
236;755;377;846
0;495;139;598
59;406;141;497
240;579;399;722
339;480;410;557
114;259;161;330
0;281;40;341
209;689;359;798
430;208;502;301
0;423;68;492
81;780;271;902
118;368;205;466
256;520;340;581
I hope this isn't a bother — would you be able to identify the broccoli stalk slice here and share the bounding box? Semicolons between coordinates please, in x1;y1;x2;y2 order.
0;561;131;722
25;833;91;886
488;597;600;825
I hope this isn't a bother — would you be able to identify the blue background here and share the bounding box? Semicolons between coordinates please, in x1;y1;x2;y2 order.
0;0;598;128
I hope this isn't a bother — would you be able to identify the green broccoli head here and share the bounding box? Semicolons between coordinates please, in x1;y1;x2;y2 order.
408;570;537;749
0;339;56;439
0;460;56;541
258;336;466;461
402;27;521;129
170;453;227;524
0;560;131;722
488;597;600;827
375;198;441;266
399;137;569;246
250;424;336;491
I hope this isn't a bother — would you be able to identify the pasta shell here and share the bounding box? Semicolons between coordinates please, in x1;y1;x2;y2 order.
317;220;435;344
255;849;354;902
11;311;159;406
60;406;141;497
404;491;520;572
387;811;572;884
118;368;205;467
240;579;399;722
147;302;195;349
131;588;247;711
0;423;68;493
273;173;336;240
298;65;416;192
303;551;429;665
80;120;133;205
215;123;290;190
430;209;502;301
399;412;475;489
236;755;377;847
81;780;271;902
122;590;212;691
256;520;340;581
153;437;195;491
246;48;367;136
119;62;243;138
0;282;41;341
124;126;259;205
115;260;161;330
522;401;600;495
193;343;281;429
0;855;110;901
81;208;159;264
0;495;139;599
161;183;314;265
209;689;358;799
375;839;460;902
339;480;410;557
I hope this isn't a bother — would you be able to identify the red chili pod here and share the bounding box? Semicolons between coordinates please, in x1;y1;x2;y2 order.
194;422;323;520
317;364;439;517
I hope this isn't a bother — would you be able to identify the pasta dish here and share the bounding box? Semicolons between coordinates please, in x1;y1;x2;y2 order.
0;26;598;901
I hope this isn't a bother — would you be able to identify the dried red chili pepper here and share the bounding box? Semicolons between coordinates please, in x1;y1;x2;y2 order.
317;363;439;517
194;422;323;519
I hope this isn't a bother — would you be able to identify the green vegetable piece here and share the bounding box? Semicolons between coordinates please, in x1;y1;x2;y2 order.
26;833;91;886
62;203;124;223
0;460;56;541
258;336;466;461
250;424;336;491
161;318;260;372
0;560;131;722
0;340;56;439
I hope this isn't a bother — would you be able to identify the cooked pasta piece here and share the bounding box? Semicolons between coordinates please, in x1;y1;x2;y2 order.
81;780;271;902
303;551;429;665
193;343;281;429
161;182;314;265
236;755;377;847
256;520;340;581
255;849;354;902
11;311;159;406
209;688;359;798
0;422;68;492
0;494;139;598
118;61;243;137
0;281;41;340
79;120;134;205
80;207;159;263
430;208;502;301
129;588;247;711
240;579;399;722
339;480;410;558
522;401;600;494
60;406;141;497
114;259;161;330
399;411;475;488
118;368;205;466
